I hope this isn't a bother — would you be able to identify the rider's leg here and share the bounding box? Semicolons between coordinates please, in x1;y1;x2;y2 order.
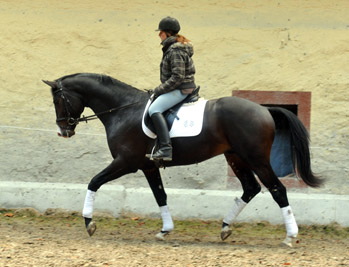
147;90;187;161
149;113;173;160
148;89;188;117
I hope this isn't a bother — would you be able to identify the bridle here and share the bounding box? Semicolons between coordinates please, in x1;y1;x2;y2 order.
53;81;143;128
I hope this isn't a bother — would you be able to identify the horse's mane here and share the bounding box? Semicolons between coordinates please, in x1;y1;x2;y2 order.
57;73;140;92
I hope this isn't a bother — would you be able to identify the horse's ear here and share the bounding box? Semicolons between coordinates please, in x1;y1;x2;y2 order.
42;80;58;89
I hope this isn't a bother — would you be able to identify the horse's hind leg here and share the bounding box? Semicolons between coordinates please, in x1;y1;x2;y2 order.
142;166;174;240
253;163;298;247
221;153;261;241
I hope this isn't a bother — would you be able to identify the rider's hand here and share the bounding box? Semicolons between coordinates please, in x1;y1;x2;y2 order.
145;89;154;94
154;87;162;98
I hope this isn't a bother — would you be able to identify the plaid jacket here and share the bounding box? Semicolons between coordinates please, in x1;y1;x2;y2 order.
154;36;196;95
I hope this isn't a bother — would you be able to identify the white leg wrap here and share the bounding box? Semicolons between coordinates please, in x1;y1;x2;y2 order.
223;197;247;225
82;190;96;219
281;206;298;238
160;205;174;232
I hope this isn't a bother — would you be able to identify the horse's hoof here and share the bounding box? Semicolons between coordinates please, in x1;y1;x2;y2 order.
155;231;170;241
281;236;294;247
221;226;232;241
86;221;97;237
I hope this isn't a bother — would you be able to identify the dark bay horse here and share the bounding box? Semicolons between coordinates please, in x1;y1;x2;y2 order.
43;73;322;247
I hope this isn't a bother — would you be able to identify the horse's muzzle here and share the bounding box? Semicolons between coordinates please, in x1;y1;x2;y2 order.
57;127;75;138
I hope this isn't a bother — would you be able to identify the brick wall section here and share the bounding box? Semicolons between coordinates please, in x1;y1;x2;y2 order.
232;90;311;131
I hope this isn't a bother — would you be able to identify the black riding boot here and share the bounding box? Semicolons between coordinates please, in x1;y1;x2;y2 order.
147;112;172;161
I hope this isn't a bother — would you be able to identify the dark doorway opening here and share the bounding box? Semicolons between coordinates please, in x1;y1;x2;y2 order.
262;104;297;177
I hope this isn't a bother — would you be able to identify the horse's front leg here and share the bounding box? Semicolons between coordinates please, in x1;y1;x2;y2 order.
142;167;174;240
82;157;135;236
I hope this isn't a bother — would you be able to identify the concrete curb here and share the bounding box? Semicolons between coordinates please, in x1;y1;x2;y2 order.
1;181;348;226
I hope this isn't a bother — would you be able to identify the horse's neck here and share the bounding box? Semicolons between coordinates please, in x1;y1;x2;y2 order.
79;81;147;126
83;84;120;112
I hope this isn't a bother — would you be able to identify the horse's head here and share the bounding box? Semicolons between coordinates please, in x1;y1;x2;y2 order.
43;80;85;138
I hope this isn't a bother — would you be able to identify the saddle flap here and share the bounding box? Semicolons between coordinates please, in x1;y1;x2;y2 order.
142;98;208;139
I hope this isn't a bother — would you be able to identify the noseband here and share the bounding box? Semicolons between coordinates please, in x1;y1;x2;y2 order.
53;82;143;128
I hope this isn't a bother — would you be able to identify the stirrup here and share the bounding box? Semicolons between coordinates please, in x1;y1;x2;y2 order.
152;149;172;161
145;146;157;160
146;147;172;161
145;154;172;161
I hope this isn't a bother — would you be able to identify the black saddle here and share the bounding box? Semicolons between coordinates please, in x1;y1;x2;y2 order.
145;87;201;133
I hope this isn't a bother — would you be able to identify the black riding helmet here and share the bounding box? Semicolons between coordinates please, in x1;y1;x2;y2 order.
156;16;180;34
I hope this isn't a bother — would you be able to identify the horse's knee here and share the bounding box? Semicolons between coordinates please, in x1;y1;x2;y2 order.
269;182;289;208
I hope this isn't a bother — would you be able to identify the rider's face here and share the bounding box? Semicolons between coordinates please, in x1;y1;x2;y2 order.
159;31;167;41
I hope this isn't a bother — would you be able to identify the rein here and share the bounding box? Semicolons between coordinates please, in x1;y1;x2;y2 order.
54;82;144;126
76;101;143;124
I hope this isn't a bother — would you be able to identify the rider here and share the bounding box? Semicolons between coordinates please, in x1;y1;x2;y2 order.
147;16;196;162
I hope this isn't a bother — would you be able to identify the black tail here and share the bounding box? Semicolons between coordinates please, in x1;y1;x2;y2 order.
268;107;323;187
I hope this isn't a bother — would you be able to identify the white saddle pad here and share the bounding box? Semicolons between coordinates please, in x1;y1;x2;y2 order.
142;99;208;139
